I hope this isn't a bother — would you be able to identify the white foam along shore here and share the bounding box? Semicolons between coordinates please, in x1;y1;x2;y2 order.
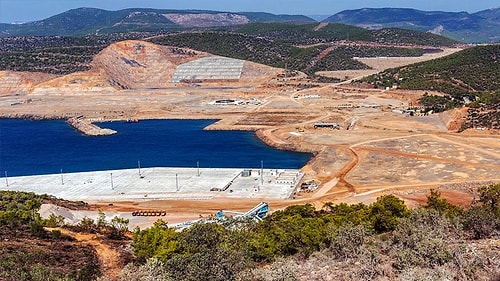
1;167;304;201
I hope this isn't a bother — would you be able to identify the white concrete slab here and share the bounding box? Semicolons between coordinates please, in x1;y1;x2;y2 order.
2;167;302;201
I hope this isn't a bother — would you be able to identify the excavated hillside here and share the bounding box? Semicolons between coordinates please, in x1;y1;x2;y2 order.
31;69;116;94
0;40;282;95
0;71;57;95
91;40;281;89
90;40;206;89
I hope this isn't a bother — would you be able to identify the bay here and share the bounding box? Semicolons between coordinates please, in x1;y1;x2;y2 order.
0;119;312;177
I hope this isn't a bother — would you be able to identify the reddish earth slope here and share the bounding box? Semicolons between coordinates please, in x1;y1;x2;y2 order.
0;40;281;95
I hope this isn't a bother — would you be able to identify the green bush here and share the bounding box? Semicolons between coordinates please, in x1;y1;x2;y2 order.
327;223;371;261
390;209;456;269
371;194;410;233
132;220;179;261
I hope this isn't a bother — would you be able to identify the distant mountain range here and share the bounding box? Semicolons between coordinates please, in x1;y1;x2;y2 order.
0;7;499;43
324;8;500;43
0;8;314;37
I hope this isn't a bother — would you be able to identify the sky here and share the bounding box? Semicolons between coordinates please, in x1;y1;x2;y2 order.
1;0;498;24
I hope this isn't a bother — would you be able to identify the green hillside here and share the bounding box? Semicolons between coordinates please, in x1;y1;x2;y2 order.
230;22;372;44
325;8;500;43
0;8;315;37
3;183;500;280
0;191;101;280
361;45;500;98
1;26;437;76
360;44;499;129
228;23;458;46
148;31;427;75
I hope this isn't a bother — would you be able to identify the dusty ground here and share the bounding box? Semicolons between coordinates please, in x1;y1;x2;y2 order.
1;40;499;225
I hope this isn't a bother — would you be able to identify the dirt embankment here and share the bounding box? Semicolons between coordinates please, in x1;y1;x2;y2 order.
91;40;203;89
0;70;58;95
441;107;469;131
45;227;132;280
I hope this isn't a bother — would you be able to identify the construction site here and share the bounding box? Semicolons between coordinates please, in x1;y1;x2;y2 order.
6;167;301;228
1;40;499;228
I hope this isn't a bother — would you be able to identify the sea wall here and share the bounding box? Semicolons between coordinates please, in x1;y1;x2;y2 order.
67;117;116;136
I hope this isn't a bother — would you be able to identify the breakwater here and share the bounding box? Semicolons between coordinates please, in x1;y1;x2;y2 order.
67;117;117;136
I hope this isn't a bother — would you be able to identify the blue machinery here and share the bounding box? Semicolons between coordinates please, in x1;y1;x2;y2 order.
175;202;269;229
216;201;269;221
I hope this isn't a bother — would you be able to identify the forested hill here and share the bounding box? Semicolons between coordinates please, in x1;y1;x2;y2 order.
0;8;314;37
0;23;459;76
228;22;459;46
360;44;499;129
361;45;500;96
2;6;498;43
324;8;500;43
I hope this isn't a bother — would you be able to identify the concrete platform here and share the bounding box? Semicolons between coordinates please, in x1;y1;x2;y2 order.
172;56;244;82
1;167;302;201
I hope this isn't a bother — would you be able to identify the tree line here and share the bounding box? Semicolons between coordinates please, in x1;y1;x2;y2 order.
2;182;499;281
123;183;500;281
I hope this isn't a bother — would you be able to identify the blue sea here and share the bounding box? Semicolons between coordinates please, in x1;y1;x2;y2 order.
0;119;312;177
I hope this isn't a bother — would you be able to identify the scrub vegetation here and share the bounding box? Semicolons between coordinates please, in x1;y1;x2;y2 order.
3;183;499;280
0;22;456;75
360;44;500;129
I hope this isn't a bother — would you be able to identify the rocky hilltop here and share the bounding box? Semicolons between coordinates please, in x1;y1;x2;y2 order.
91;41;205;90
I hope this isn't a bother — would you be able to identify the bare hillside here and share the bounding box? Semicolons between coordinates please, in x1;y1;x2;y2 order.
91;40;206;89
0;71;57;95
0;40;282;95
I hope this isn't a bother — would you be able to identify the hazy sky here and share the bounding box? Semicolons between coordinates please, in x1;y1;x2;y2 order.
1;0;498;23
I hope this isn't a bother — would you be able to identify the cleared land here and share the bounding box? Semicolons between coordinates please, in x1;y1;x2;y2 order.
0;40;498;226
6;167;301;227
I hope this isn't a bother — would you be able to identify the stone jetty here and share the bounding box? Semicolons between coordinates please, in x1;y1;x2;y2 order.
67;117;117;136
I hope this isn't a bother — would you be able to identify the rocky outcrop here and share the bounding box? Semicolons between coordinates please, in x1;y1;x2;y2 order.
163;13;250;27
441;107;468;131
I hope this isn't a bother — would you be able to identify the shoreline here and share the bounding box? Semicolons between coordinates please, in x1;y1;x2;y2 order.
0;117;315;179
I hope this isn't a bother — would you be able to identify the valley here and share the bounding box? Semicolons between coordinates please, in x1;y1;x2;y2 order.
1;40;498;224
0;5;499;280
